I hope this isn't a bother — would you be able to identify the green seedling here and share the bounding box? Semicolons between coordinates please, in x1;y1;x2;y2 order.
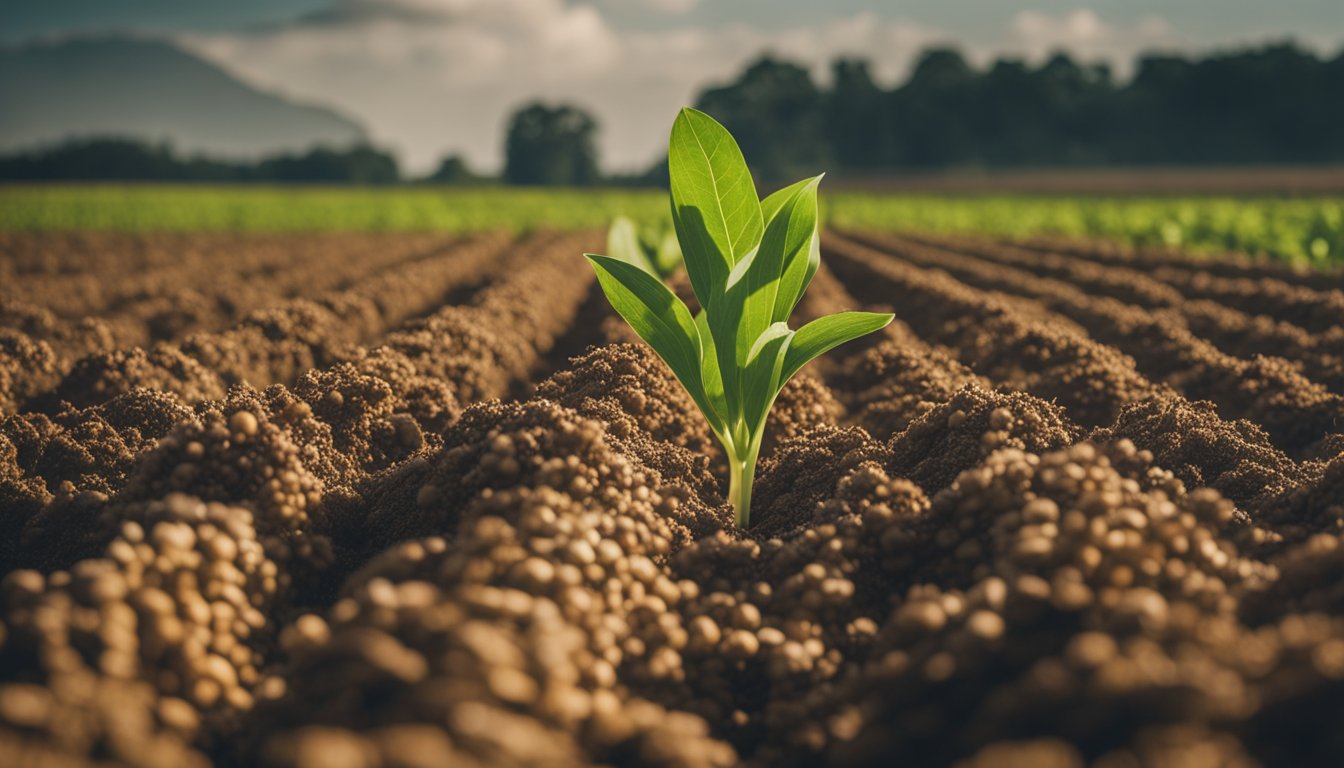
607;215;683;278
586;108;893;527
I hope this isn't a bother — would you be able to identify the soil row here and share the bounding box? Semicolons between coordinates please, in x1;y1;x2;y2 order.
0;232;598;571
1016;233;1344;292
907;232;1344;395
0;235;470;414
842;230;1344;458
2;233;453;325
822;232;1328;528
6;232;512;415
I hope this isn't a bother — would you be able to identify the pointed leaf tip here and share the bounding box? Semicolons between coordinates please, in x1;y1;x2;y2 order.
781;311;893;383
668;106;762;308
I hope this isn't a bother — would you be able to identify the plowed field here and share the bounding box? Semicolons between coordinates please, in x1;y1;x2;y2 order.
3;229;1344;767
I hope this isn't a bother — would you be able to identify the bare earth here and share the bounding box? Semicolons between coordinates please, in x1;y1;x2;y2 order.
3;229;1344;767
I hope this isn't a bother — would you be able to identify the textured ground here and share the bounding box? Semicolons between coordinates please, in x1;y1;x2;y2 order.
2;229;1344;767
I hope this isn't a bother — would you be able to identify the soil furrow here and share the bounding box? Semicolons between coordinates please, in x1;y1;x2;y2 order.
1017;233;1344;293
1;233;598;576
1144;266;1344;337
95;233;465;345
20;232;512;412
0;234;467;384
793;262;985;440
1;232;403;319
901;231;1344;393
846;230;1344;456
824;230;1161;428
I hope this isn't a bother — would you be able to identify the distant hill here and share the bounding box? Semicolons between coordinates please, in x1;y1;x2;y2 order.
0;37;367;158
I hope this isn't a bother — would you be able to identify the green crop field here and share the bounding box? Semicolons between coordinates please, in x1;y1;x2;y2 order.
2;184;1341;266
0;185;670;234
828;194;1344;267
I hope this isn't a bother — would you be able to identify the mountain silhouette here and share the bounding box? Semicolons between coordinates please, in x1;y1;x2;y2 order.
0;36;367;157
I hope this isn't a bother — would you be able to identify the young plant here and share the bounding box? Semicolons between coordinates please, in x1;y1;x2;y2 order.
586;108;893;527
607;215;683;278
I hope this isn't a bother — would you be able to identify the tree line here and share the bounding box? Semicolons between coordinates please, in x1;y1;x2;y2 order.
698;42;1344;181
0;138;402;183
3;42;1340;184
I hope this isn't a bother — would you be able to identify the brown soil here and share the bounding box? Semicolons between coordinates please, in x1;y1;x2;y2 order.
2;228;1343;767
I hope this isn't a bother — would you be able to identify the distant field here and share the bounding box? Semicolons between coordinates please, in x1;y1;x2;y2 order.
828;194;1344;266
833;164;1344;195
0;185;670;233
1;183;1341;265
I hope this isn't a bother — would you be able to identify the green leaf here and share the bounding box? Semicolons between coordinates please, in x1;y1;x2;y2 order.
704;288;743;427
607;216;656;274
772;179;823;322
761;176;818;225
705;276;746;423
668;107;762;307
782;311;894;383
586;253;721;431
694;310;729;431
734;175;822;358
741;322;793;434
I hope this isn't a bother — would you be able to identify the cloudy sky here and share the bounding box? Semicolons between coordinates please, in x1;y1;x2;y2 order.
9;1;1344;173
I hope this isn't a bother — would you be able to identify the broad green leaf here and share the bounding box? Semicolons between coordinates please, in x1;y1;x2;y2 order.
741;322;792;433
734;175;822;358
668;108;762;306
705;269;748;422
607;216;656;274
782;311;894;383
761;176;819;225
774;179;823;321
694;310;729;430
586;254;720;430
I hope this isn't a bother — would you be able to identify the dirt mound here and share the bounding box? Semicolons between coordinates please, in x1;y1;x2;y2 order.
0;328;60;412
250;390;742;765
48;345;228;411
0;495;286;768
1;389;193;570
1090;397;1307;514
117;403;330;575
806;442;1278;766
290;349;452;478
537;343;701;444
750;424;893;539
1260;451;1344;545
663;465;931;759
362;398;727;558
841;340;980;439
257;485;737;767
887;383;1083;495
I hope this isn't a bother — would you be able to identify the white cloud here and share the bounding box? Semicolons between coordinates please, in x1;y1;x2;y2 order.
179;4;1181;174
1007;9;1178;75
597;0;700;14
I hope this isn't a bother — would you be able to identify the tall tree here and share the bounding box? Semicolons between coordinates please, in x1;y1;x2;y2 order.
826;59;894;170
503;103;600;186
894;47;978;166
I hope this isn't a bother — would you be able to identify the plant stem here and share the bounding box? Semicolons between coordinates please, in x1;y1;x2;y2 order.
728;446;759;528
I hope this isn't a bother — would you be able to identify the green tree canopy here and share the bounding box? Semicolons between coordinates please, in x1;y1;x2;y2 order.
503;102;601;186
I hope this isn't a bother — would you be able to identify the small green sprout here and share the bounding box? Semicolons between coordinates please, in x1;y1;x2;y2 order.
586;108;893;527
607;216;683;279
